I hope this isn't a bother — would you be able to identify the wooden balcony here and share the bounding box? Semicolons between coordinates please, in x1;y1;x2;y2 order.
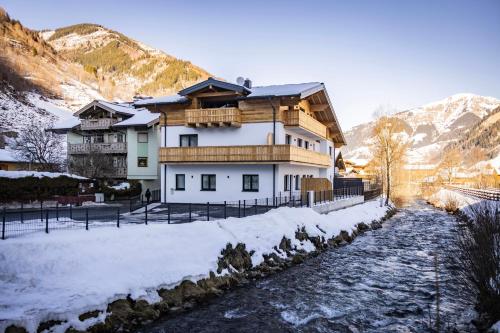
159;144;331;167
105;167;127;178
80;118;118;130
284;110;327;139
68;142;127;154
185;108;241;127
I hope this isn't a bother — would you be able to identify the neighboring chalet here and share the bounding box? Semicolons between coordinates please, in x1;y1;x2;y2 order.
134;77;346;203
52;101;160;194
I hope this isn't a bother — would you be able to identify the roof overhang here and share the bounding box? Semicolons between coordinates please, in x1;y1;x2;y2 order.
74;100;134;117
178;77;251;96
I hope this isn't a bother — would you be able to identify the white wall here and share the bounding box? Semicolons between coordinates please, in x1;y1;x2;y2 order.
164;122;285;147
126;126;159;181
163;164;275;203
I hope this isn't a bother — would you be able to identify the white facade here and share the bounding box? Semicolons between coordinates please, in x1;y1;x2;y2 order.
160;122;335;203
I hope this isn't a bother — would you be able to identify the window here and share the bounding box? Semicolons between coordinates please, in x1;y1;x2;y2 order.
297;138;303;147
138;133;148;143
243;175;259;192
295;175;300;190
93;135;104;143
83;136;91;143
201;174;216;191
329;146;332;156
175;174;185;190
285;134;292;145
284;175;289;191
180;134;198;147
138;157;148;167
305;141;309;149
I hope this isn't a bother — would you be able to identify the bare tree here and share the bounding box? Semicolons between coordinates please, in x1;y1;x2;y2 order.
69;149;116;179
439;148;461;184
370;116;409;205
13;120;64;171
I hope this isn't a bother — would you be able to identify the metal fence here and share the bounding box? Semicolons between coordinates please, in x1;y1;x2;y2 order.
445;185;500;201
1;187;366;240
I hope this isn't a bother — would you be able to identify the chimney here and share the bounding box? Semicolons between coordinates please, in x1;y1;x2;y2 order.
243;78;252;89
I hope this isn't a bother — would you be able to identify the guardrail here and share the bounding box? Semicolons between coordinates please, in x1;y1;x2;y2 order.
445;185;500;201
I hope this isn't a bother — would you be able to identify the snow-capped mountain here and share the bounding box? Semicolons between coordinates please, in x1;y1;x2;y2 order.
343;93;500;165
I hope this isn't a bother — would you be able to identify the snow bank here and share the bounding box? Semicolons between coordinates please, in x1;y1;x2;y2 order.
0;170;86;179
109;182;130;190
0;201;389;332
428;188;479;209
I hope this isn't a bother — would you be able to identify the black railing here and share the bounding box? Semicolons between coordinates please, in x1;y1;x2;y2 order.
1;187;365;239
445;185;500;201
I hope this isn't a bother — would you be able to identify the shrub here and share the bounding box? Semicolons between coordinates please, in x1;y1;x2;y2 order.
452;203;500;328
0;176;84;203
444;195;459;213
100;181;141;200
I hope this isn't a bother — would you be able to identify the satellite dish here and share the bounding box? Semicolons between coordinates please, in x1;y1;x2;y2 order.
236;76;245;86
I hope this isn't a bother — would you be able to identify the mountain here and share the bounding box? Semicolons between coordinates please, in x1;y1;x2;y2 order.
343;94;500;165
0;8;211;137
41;23;210;99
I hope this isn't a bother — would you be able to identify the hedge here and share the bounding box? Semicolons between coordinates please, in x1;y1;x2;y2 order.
0;176;84;203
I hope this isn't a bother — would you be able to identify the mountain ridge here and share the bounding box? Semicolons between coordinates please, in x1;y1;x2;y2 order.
343;93;500;166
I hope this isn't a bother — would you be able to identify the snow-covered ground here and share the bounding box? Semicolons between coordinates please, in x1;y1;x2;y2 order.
0;201;390;332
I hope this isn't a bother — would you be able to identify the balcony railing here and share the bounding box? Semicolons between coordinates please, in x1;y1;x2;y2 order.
185;108;241;127
284;110;327;139
68;142;127;154
105;167;127;178
159;144;331;167
80;118;119;130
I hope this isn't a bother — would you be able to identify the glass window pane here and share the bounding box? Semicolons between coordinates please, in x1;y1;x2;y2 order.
210;175;216;189
202;175;209;189
190;135;198;147
252;176;259;190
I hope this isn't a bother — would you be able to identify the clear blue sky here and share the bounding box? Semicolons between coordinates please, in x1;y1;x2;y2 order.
3;0;500;129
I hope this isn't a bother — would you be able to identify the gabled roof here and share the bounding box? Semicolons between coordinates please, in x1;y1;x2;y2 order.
178;77;251;96
133;94;189;106
113;109;159;127
51;116;81;133
74;100;137;117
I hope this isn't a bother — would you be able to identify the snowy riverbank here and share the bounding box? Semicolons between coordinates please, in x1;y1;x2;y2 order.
0;201;391;333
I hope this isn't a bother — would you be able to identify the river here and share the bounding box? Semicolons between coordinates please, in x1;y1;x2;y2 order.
138;200;476;332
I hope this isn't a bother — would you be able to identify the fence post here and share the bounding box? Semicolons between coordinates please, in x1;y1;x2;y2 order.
266;197;269;208
238;200;241;218
167;204;171;224
117;207;120;228
279;192;282;206
243;200;246;217
207;202;210;221
145;204;148;225
45;210;49;234
189;203;192;222
224;201;227;219
2;208;5;240
56;202;59;221
85;208;89;230
21;202;24;223
255;198;258;214
40;201;43;221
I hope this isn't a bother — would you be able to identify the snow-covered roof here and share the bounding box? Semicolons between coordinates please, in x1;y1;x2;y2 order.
74;100;137;116
0;149;19;163
404;164;437;170
51;116;81;131
247;82;324;99
133;94;189;106
113;109;160;127
0;170;87;179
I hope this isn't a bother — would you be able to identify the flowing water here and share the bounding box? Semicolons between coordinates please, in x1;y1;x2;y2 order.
139;200;475;333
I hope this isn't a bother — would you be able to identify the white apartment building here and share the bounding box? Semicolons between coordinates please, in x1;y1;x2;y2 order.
135;78;346;203
52;100;161;194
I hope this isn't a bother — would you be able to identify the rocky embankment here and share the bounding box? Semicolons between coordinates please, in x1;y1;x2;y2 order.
5;207;396;333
